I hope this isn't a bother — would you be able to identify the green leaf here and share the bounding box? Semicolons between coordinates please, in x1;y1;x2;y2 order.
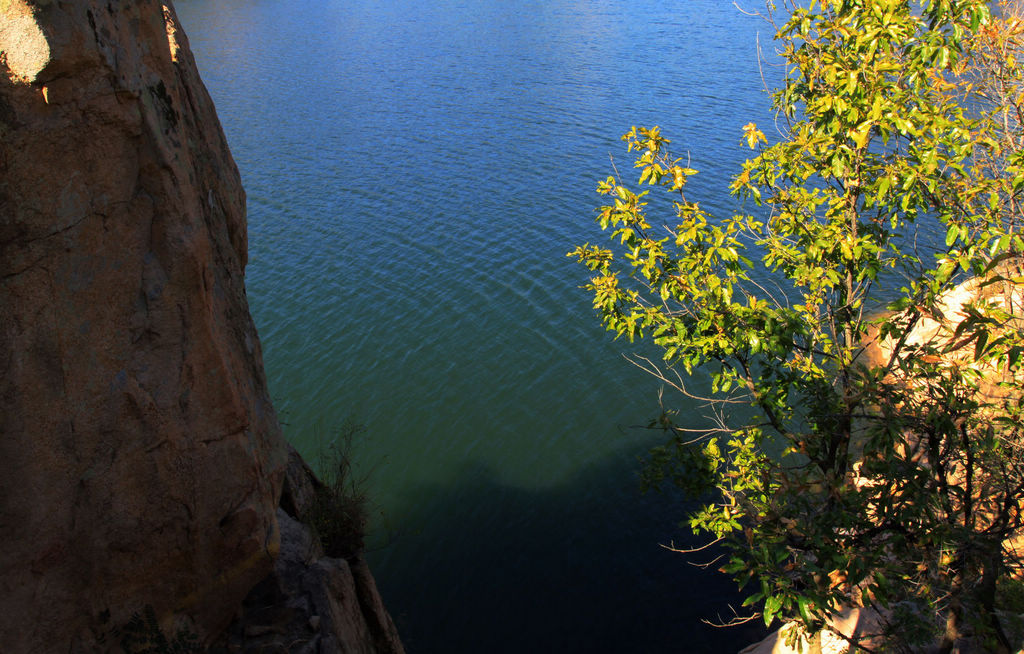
797;597;814;625
945;224;959;247
763;594;782;627
974;330;989;361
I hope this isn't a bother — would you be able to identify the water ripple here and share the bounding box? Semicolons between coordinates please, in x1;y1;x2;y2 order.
177;1;777;650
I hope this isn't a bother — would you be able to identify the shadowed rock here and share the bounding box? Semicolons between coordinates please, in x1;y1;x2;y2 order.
221;448;405;654
0;2;405;650
1;1;288;649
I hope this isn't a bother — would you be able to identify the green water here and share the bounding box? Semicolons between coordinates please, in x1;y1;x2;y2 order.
175;1;777;650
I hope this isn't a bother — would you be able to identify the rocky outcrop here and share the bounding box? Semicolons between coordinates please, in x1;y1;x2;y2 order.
740;264;1024;654
220;446;405;654
0;2;402;652
738;608;885;654
861;258;1024;381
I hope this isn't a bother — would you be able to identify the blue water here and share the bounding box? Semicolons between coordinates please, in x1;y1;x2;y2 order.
175;1;777;651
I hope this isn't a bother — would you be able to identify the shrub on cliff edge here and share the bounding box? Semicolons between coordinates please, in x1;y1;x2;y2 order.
306;419;370;561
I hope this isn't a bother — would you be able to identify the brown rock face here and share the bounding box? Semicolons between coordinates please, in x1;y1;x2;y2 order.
221;449;405;654
0;1;287;650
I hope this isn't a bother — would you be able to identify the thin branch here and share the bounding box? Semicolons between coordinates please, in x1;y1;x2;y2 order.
660;537;724;555
626;354;751;405
701;605;762;628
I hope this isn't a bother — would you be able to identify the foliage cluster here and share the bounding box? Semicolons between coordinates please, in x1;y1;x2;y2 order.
306;418;369;561
571;0;1024;651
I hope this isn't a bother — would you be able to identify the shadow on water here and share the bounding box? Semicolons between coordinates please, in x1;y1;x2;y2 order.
366;443;769;654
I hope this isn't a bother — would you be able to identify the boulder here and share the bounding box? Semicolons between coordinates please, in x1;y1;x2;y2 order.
738;608;884;654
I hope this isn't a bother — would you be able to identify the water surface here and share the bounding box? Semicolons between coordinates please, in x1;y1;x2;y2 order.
175;1;777;650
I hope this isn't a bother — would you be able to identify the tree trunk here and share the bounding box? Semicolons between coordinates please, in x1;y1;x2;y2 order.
937;599;961;654
978;549;1012;654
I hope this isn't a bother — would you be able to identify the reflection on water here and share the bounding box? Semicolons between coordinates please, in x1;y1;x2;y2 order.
175;1;776;650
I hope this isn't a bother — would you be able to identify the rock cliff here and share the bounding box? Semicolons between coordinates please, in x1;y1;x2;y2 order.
219;446;405;654
0;2;402;652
